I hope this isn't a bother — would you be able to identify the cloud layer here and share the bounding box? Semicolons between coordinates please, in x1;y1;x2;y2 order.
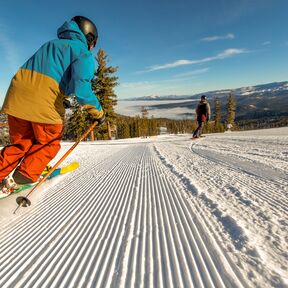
201;33;235;42
146;48;248;72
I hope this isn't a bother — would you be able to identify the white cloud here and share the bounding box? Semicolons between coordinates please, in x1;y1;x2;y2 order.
174;68;210;78
201;33;235;42
216;48;247;58
148;60;195;71
146;48;248;72
262;41;271;46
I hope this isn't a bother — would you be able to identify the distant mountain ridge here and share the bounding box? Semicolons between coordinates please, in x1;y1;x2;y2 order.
124;81;288;101
122;81;288;121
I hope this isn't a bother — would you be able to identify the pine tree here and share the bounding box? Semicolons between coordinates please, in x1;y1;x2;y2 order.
214;97;224;132
129;119;139;138
92;48;118;140
139;110;149;137
226;93;237;129
117;119;130;139
141;106;148;118
64;97;89;140
0;113;9;145
148;116;159;136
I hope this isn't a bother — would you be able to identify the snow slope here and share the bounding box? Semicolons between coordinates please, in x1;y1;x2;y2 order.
0;127;287;288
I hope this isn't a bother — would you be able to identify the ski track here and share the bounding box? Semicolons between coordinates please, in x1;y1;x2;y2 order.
190;147;288;215
0;130;287;288
153;134;288;288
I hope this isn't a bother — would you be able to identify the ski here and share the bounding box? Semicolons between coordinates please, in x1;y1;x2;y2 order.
0;162;79;200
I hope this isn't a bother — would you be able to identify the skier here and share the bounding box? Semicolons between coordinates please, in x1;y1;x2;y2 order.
0;16;104;195
192;95;211;139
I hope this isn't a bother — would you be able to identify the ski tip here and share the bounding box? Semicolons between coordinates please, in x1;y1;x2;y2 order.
60;162;80;174
16;196;31;207
71;162;80;169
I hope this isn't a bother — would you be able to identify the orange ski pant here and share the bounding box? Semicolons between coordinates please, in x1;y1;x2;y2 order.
0;115;63;183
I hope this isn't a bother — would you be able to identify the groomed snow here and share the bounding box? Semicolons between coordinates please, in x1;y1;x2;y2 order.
0;127;287;287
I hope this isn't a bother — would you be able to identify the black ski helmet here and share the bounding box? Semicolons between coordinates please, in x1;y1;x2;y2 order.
201;95;207;100
72;16;98;48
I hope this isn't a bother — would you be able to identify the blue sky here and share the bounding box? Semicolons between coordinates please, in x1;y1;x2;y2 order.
0;0;287;104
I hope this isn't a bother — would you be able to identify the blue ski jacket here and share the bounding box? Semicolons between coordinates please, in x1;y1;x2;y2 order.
2;20;103;124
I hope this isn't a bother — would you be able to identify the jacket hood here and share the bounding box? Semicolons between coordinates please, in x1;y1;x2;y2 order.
57;20;87;46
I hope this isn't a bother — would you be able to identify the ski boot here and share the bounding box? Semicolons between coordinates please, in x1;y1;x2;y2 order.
0;177;21;197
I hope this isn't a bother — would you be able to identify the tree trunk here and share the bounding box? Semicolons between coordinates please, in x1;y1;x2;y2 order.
107;122;112;140
90;130;95;141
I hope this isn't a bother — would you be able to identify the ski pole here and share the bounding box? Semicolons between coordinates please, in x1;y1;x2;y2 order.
13;121;98;214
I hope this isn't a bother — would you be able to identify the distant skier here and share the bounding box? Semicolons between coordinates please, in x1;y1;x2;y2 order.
0;16;105;195
192;95;211;139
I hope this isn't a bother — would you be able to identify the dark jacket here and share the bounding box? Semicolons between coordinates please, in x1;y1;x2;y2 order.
196;100;211;122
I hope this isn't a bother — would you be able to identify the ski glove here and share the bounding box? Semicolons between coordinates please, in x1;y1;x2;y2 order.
94;114;105;126
83;104;105;126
